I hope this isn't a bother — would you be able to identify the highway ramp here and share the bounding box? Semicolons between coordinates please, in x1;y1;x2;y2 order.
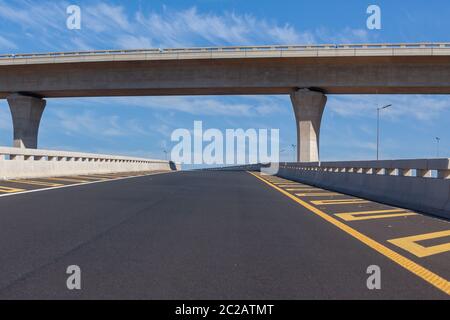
0;171;448;299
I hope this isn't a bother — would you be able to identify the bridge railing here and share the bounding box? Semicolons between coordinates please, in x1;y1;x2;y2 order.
280;159;450;179
2;42;450;60
0;147;178;180
275;159;450;219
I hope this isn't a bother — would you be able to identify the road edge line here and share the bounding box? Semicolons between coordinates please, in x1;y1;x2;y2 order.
0;171;178;199
248;171;450;296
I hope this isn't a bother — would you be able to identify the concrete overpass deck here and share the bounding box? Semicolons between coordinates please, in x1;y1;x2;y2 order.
2;42;450;98
0;171;448;299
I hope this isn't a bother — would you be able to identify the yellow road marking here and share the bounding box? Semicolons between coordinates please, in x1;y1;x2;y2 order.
248;172;450;296
6;180;64;187
295;192;341;197
75;175;110;180
336;209;417;221
286;188;322;191
90;174;130;178
45;177;90;183
311;199;370;205
388;230;450;258
0;186;26;193
277;185;309;188
86;174;117;178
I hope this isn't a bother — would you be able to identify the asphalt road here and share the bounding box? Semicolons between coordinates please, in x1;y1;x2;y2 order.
0;171;448;299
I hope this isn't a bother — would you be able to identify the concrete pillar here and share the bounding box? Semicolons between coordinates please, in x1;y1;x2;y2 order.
290;89;327;162
7;94;46;149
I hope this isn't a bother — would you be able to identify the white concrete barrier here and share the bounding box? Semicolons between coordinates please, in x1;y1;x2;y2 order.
0;147;179;180
275;159;450;219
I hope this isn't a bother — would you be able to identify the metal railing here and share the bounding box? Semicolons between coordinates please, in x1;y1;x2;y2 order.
1;42;450;60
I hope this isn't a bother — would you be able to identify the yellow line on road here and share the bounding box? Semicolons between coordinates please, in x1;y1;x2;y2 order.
74;175;109;180
44;177;90;183
388;230;450;258
274;183;303;185
85;175;117;178
277;185;308;188
295;192;341;197
248;171;450;296
312;199;370;205
90;174;131;179
0;186;26;193
286;188;322;191
336;209;417;221
7;179;64;187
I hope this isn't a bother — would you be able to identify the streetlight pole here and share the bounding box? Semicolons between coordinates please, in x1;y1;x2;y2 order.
436;137;441;158
291;144;296;162
376;104;392;160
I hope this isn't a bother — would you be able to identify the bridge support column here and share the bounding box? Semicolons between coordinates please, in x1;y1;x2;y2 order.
290;89;327;163
7;94;46;149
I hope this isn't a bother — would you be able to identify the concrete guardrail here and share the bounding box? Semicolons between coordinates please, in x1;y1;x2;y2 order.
276;159;450;219
0;147;179;180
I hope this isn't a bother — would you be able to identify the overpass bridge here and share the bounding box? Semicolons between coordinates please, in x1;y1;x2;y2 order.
2;43;450;161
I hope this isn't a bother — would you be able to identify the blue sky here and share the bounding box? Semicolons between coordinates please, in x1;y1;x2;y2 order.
0;0;449;166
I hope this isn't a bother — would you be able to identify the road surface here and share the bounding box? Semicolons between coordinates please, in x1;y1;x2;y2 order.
0;170;448;299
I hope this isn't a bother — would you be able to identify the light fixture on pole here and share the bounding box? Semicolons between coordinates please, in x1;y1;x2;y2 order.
376;104;392;160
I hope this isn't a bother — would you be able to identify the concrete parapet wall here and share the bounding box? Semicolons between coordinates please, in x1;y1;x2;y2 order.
0;147;179;180
275;160;450;219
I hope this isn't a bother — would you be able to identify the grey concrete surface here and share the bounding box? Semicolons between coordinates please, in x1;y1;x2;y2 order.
291;89;327;162
7;94;46;149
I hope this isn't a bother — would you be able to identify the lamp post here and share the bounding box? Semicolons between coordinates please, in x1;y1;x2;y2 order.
291;144;296;163
436;137;441;158
376;104;392;160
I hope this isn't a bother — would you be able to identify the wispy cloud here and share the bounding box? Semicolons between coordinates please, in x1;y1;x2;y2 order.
315;27;372;44
327;95;450;122
0;1;376;53
121;96;286;117
50;109;153;138
50;95;287;118
131;7;318;47
0;0;65;31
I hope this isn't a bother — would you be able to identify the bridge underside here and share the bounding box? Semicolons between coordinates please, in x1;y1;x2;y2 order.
4;86;450;99
2;56;450;98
